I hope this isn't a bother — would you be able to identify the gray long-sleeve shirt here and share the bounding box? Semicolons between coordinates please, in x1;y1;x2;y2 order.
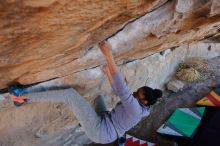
100;72;150;143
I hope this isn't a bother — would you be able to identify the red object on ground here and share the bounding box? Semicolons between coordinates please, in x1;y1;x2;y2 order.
124;134;156;146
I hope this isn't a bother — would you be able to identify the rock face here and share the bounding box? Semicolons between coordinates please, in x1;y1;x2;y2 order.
166;79;184;92
1;1;220;145
34;42;220;105
0;0;220;89
0;42;219;146
0;0;167;89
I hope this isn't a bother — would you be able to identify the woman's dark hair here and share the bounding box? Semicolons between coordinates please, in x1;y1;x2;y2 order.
141;86;162;105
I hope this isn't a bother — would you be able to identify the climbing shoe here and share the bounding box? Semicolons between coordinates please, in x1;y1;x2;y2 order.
11;95;28;107
8;85;29;96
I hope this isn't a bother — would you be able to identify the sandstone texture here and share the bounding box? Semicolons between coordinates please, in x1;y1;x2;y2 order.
0;0;220;89
1;0;220;145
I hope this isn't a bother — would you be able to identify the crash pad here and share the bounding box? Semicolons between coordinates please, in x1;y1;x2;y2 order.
157;107;205;138
197;86;220;107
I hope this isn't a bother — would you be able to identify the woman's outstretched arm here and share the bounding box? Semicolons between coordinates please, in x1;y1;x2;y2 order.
99;41;118;75
99;41;132;101
102;64;114;86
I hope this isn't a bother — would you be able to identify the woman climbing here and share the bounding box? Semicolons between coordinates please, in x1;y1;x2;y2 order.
10;41;162;144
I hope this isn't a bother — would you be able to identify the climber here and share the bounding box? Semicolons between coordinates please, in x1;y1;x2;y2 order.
10;41;162;144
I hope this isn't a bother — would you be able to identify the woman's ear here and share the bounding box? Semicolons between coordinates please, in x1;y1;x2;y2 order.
143;100;148;105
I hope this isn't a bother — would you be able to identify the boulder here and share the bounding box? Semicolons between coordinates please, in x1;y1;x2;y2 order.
167;79;185;92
